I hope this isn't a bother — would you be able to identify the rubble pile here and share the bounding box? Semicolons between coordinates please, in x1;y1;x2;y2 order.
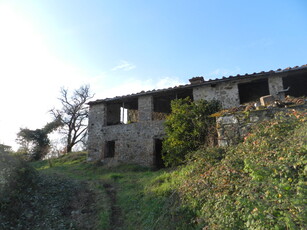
213;95;306;117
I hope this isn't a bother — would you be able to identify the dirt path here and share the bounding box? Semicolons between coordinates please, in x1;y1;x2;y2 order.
103;183;123;230
69;181;99;230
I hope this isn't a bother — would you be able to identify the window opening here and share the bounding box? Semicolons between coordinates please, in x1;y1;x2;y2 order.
120;106;128;124
153;89;193;120
106;98;138;125
238;79;269;104
106;104;121;125
282;73;307;97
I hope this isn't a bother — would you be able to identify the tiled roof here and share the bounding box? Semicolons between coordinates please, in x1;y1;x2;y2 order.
89;64;307;105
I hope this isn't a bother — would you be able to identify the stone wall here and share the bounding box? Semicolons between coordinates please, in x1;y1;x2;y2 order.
138;95;153;121
88;120;165;167
88;103;106;161
88;94;165;167
193;74;287;108
193;81;240;108
268;74;285;100
88;73;303;167
216;105;306;146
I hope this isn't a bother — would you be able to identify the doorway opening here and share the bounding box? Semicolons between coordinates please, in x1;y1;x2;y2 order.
105;141;115;158
154;139;165;169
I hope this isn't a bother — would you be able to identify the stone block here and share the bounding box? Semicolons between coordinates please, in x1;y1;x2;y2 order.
260;95;275;106
217;115;238;125
218;139;228;147
250;116;259;123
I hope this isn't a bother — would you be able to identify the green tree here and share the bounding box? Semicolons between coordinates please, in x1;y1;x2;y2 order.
162;98;221;166
16;118;62;160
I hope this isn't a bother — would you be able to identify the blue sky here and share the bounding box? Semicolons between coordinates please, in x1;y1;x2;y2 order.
1;0;307;149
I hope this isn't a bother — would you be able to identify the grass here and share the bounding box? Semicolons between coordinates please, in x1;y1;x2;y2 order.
8;110;304;229
30;152;195;230
3;110;305;229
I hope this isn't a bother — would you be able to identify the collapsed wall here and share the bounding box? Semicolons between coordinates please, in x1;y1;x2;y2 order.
216;104;307;146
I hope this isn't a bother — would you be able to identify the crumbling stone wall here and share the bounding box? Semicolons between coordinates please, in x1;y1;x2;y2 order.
217;105;306;146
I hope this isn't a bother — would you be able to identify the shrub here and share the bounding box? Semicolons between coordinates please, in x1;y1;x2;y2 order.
0;153;37;226
162;98;221;166
178;110;307;229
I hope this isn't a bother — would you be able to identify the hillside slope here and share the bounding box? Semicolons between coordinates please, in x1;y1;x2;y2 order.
1;110;306;229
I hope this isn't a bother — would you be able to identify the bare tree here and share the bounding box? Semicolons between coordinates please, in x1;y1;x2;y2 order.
50;85;94;153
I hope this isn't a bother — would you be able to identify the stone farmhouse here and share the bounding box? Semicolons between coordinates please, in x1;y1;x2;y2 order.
87;65;307;167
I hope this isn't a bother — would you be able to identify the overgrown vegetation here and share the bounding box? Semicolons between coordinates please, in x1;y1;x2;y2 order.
30;154;195;229
162;98;221;166
158;110;307;229
16;117;62;160
2;110;306;229
0;153;101;230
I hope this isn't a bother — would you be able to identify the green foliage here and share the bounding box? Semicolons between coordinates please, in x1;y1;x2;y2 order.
31;153;196;229
16;118;62;160
177;110;307;229
162;98;221;166
0;153;37;228
1;152;102;230
9;110;305;229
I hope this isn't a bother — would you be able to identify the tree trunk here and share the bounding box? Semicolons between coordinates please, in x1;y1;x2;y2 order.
66;144;73;153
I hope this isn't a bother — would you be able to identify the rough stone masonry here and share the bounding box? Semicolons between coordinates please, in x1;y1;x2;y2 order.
88;65;307;167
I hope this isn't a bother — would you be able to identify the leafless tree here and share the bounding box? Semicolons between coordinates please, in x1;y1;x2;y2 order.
50;85;94;153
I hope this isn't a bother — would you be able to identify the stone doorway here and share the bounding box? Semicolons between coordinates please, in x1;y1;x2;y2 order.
154;139;165;169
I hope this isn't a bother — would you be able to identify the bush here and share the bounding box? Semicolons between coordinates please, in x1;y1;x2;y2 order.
178;110;307;229
162;98;221;166
0;153;37;226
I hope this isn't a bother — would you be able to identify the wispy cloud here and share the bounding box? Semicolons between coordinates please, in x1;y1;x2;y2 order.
156;76;185;89
111;60;136;71
97;76;185;100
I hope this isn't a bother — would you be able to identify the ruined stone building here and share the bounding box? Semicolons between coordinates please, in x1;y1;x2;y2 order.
88;65;307;167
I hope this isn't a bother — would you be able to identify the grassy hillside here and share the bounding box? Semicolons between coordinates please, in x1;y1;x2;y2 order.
30;153;194;230
1;110;306;229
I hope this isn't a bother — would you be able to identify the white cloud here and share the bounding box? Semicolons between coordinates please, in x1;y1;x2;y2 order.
111;60;136;71
97;76;185;100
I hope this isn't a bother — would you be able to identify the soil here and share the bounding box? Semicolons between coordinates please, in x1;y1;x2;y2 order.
103;183;123;230
69;181;99;230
